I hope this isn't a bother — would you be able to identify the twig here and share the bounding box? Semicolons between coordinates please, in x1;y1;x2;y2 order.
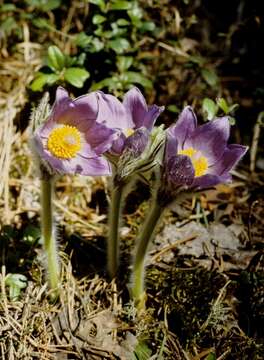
250;111;264;173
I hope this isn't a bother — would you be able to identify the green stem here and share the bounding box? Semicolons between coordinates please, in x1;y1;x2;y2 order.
107;182;125;278
41;176;60;295
132;200;164;309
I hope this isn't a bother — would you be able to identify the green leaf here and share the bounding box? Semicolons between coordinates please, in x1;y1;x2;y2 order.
44;0;61;10
229;116;236;125
0;17;17;35
47;45;65;71
64;68;90;88
108;38;130;53
189;55;206;66
22;225;41;245
205;353;216;360
217;97;229;114
5;273;27;301
30;73;60;91
92;14;106;24
117;56;133;71
116;18;130;26
25;0;61;10
140;21;156;32
202;98;218;120
123;71;152;88
40;0;61;11
229;103;239;113
0;4;17;11
89;0;106;12
32;18;52;29
167;104;180;113
93;37;105;51
133;341;152;360
91;76;119;91
109;0;132;10
75;32;92;48
201;68;218;87
128;6;143;24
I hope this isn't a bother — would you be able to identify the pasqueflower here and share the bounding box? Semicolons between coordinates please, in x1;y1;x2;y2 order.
96;87;164;156
164;106;247;190
33;87;116;175
131;106;247;309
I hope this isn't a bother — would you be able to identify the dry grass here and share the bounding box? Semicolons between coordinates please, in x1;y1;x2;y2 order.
0;22;42;224
0;256;136;360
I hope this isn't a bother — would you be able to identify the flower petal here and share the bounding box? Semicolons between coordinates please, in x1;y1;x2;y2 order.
110;132;126;155
186;116;230;165
165;128;178;162
171;106;197;149
40;87;99;137
84;122;117;155
143;104;165;130
192;174;225;188
209;144;248;176
96;91;133;130
32;132;111;175
61;155;111;176
124;127;149;157
165;154;195;187
123;87;148;128
123;87;163;130
56;93;99;131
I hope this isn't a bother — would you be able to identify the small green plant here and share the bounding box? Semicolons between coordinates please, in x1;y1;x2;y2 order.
74;0;156;93
5;273;27;301
31;45;90;91
202;97;239;123
25;0;62;11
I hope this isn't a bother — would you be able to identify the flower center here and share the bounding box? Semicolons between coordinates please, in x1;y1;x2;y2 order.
47;125;81;159
178;147;208;177
123;128;135;137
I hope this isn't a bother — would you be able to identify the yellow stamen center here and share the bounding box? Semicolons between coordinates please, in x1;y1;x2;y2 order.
179;147;208;177
124;128;135;137
47;125;81;159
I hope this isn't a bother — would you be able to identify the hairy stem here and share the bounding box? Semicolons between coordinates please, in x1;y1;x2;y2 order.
107;182;126;278
131;200;164;309
41;176;60;295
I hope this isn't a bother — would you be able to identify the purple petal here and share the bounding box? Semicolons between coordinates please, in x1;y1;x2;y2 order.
39;87;99;137
123;87;163;131
84;122;117;156
110;132;126;155
192;174;224;189
171;106;197;149
61;155;111;176
209;144;248;176
185;116;230;165
56;86;69;102
96;91;133;130
165;155;195;187
33;133;111;175
123;87;148;128
32;133;71;173
143;104;165;130
55;93;99;131
124;127;149;157
165;128;178;162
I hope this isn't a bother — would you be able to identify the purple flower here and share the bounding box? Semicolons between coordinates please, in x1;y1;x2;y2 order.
95;87;164;156
164;106;248;190
33;87;117;175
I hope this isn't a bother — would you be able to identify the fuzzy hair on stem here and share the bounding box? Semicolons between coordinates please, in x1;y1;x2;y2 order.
131;196;165;311
40;172;60;299
107;175;135;278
